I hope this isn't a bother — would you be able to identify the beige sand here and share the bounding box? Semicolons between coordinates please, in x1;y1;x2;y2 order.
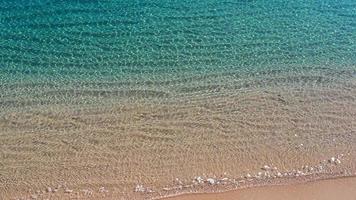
1;71;356;199
165;176;356;200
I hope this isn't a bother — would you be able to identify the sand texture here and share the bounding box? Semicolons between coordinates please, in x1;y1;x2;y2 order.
166;176;356;200
1;79;356;199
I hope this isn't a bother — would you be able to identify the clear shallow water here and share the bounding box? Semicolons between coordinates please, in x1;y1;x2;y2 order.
0;0;356;199
1;0;355;103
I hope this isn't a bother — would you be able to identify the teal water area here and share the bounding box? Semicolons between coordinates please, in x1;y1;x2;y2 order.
0;0;355;108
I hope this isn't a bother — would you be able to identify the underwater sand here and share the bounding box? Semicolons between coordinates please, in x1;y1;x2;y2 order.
1;79;356;199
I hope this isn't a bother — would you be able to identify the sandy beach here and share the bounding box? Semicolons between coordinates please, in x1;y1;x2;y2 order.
165;176;356;200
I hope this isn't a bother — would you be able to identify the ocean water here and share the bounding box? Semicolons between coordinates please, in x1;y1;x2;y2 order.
0;0;356;199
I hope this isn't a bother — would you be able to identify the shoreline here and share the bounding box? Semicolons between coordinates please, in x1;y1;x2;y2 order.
6;172;356;200
162;175;356;200
139;154;354;200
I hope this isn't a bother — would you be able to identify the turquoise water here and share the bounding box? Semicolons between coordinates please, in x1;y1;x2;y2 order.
1;0;355;108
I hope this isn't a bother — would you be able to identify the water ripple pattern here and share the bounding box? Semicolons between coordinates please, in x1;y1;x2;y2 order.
0;0;356;199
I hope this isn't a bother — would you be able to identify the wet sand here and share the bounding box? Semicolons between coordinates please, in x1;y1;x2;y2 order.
165;176;356;200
